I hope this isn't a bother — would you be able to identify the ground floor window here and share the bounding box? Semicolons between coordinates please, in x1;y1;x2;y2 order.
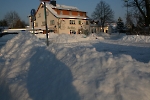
42;21;45;26
35;23;38;27
70;30;76;34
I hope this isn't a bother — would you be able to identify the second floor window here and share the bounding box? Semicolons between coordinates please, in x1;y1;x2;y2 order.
50;20;55;25
70;20;75;24
79;20;81;25
38;13;41;18
86;20;89;25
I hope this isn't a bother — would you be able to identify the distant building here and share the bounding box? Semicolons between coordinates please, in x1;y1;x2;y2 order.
89;20;115;34
29;0;90;34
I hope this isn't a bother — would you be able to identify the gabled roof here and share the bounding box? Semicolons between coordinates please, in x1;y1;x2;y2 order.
40;2;89;20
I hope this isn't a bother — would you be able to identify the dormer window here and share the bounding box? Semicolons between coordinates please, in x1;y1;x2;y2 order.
78;12;80;16
60;10;63;15
69;11;72;15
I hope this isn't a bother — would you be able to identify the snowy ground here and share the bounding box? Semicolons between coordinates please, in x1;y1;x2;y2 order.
0;32;150;100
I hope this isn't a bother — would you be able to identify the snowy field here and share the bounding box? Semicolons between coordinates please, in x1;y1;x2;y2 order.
0;32;150;100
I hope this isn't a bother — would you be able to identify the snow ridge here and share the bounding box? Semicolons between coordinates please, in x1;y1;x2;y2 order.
0;32;150;100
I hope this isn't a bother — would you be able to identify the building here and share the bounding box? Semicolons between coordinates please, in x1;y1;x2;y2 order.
89;20;115;34
29;0;90;34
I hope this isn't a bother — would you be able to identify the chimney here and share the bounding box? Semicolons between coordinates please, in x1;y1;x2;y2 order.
51;0;56;6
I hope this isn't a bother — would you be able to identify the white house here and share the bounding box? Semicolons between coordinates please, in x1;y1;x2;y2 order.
29;0;90;34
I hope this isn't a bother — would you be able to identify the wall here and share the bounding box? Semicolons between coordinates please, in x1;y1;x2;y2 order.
35;4;58;31
57;19;90;34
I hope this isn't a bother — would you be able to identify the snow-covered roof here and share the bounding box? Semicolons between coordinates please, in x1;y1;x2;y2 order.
43;2;89;19
51;4;79;11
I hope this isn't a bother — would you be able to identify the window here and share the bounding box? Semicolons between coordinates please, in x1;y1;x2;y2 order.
69;11;72;15
70;30;76;34
79;20;81;25
50;20;55;25
42;21;45;26
70;20;75;25
46;11;49;16
86;20;89;25
38;13;41;18
78;12;80;16
60;10;63;15
35;22;38;27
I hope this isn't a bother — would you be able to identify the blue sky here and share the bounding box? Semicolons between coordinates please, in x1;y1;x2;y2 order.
0;0;126;23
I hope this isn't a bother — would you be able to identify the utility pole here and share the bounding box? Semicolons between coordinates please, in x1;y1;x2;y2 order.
44;2;49;46
40;0;49;46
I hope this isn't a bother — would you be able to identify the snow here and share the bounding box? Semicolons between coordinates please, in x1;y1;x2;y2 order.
45;2;89;19
0;32;150;100
55;4;79;11
119;35;150;43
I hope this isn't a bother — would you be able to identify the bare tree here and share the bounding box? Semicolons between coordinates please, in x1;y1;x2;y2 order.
4;11;20;28
123;0;150;27
92;0;114;29
0;19;8;27
14;19;26;28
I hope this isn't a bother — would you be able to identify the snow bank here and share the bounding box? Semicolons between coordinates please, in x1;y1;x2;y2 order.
0;32;150;100
35;33;104;43
119;35;150;43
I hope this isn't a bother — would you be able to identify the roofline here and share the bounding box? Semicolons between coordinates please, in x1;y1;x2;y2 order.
34;2;43;17
34;2;89;20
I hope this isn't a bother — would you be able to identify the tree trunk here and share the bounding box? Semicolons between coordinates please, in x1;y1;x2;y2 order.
145;17;150;27
145;0;150;27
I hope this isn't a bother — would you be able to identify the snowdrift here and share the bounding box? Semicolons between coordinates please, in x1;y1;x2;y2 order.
119;35;150;43
0;32;150;100
36;33;104;43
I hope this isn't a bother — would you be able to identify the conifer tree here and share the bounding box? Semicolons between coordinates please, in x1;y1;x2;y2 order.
117;17;124;33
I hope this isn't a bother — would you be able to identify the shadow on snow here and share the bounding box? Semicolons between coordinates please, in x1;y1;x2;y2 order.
92;42;150;63
26;46;81;100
